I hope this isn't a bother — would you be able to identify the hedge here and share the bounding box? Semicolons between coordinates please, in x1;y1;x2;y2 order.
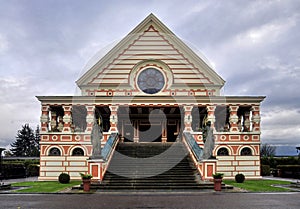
1;159;40;179
1;164;26;179
276;165;300;179
261;156;300;168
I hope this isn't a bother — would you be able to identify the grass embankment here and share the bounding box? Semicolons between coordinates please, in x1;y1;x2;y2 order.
12;181;81;193
223;179;293;192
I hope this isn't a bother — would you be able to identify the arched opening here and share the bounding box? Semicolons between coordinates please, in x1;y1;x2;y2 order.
72;147;84;156
241;147;252;156
217;147;229;156
49;147;61;156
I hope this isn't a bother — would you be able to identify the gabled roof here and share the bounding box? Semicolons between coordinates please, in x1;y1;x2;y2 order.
76;13;225;89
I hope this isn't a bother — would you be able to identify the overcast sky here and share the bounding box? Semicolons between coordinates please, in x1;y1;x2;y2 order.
0;0;299;153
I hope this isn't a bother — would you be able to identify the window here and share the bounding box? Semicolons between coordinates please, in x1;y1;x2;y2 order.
72;148;84;156
217;148;229;156
137;68;165;94
241;147;252;156
49;147;61;156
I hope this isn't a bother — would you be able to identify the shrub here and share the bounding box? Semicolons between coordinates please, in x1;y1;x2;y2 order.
261;165;270;176
58;173;70;184
235;173;245;183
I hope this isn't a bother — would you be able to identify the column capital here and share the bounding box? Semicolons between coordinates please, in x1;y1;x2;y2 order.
251;105;260;112
183;105;193;112
206;105;216;112
229;105;239;112
85;105;95;112
62;105;72;112
109;105;119;112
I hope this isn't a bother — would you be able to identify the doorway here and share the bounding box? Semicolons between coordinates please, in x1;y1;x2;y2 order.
118;106;182;143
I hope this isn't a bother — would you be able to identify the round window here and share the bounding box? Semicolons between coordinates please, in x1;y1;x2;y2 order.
137;68;165;94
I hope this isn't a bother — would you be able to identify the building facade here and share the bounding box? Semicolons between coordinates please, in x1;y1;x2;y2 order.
37;14;265;181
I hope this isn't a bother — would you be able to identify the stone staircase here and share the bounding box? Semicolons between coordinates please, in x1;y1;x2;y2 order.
92;142;216;190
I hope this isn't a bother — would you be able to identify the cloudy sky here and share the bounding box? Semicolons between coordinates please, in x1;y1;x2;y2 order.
0;0;299;155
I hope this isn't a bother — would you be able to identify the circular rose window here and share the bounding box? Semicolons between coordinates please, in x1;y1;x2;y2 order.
137;68;165;94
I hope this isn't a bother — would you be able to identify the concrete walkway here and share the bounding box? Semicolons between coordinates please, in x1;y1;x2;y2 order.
1;176;38;184
262;176;300;183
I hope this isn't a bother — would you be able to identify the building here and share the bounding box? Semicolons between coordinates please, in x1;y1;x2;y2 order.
37;14;265;181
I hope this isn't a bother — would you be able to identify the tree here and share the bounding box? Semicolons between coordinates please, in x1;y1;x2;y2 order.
260;143;276;157
10;124;40;157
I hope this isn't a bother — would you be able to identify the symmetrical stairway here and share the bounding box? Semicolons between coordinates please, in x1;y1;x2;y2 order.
93;142;215;190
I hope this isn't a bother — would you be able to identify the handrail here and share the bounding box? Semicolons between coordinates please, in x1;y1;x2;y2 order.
101;133;119;161
183;132;203;161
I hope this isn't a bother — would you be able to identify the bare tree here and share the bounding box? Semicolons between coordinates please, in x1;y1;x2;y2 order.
260;143;276;157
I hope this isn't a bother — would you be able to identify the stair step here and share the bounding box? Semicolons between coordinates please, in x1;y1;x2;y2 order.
95;142;204;190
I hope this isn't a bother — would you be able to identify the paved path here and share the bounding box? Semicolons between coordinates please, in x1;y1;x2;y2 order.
1;176;38;184
0;192;299;209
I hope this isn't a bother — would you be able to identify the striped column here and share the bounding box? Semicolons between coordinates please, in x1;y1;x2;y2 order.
109;105;119;132
229;106;239;132
251;106;261;132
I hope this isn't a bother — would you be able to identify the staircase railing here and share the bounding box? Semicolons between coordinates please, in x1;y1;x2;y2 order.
101;132;119;161
183;132;203;161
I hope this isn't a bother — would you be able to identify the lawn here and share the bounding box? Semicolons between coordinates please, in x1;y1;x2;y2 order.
10;179;294;193
12;181;81;193
223;179;294;192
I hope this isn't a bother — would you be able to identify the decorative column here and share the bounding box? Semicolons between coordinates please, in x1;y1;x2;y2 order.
243;110;251;132
50;111;57;131
206;105;216;129
229;106;239;132
62;105;72;132
133;120;139;142
183;105;193;132
251;106;261;132
85;106;95;132
109;105;119;132
162;120;167;143
40;105;49;133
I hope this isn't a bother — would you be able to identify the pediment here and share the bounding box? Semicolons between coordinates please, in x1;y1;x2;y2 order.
76;14;225;97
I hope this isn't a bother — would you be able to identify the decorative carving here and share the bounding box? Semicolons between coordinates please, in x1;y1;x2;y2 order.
40;115;49;123
63;114;72;123
184;114;192;124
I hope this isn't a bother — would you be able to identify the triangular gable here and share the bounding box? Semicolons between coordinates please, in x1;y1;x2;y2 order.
76;14;225;95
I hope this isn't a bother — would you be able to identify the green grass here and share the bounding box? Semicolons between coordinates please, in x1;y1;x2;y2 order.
10;179;295;193
223;179;294;192
11;181;81;193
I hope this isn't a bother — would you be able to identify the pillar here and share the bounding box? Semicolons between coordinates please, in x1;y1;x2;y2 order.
183;105;193;132
50;111;57;131
85;106;95;132
251;106;261;132
109;105;119;132
133;120;139;142
162;120;167;143
229;106;239;132
206;105;216;129
62;105;72;132
243;110;251;132
40;105;49;133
